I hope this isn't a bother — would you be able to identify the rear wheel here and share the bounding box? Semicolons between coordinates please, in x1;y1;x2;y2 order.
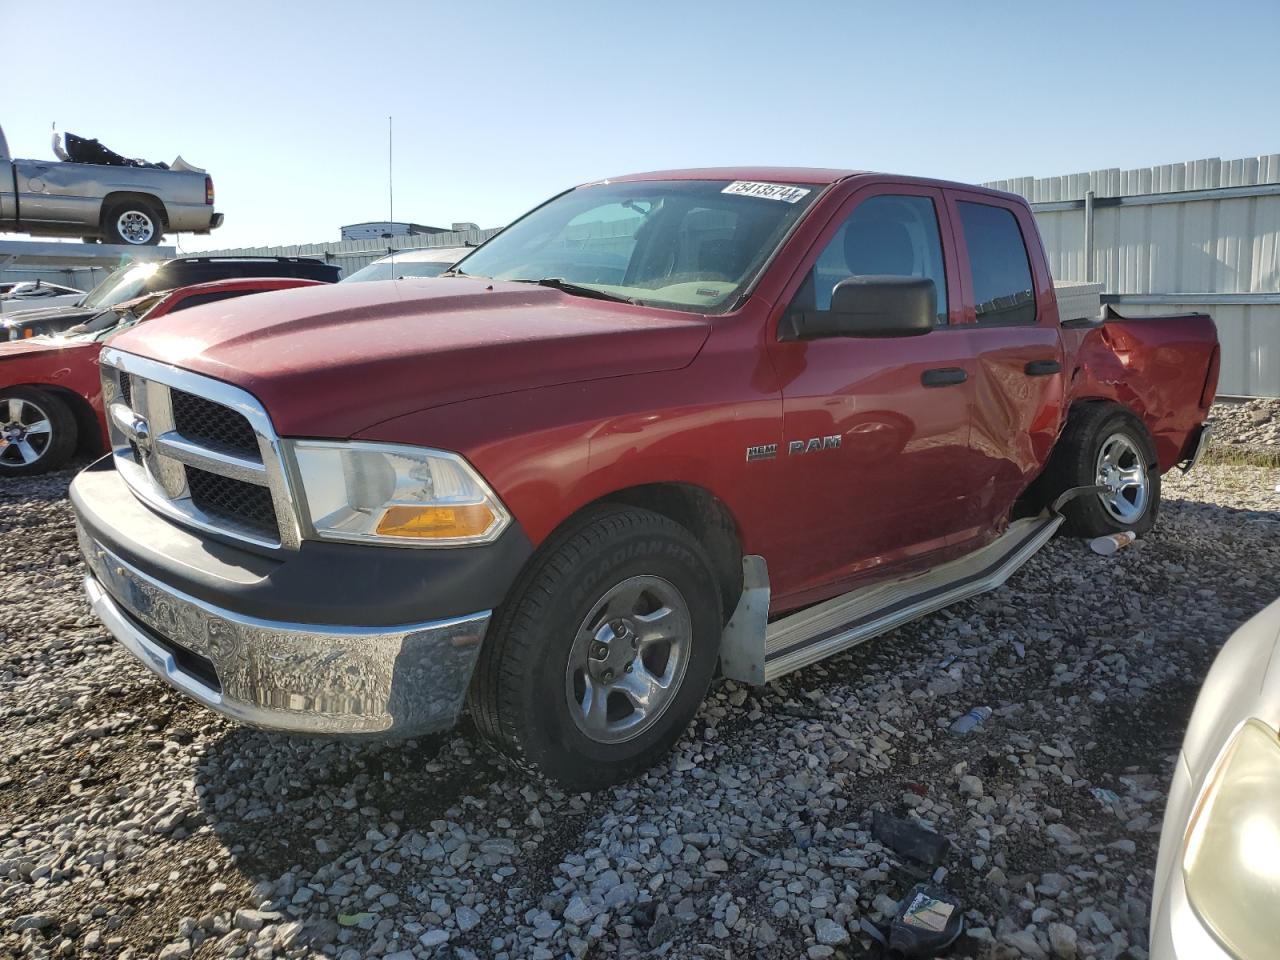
103;200;163;245
1047;403;1160;538
469;506;722;790
0;388;77;476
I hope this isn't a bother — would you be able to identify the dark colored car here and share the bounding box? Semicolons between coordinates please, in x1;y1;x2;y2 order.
2;256;341;340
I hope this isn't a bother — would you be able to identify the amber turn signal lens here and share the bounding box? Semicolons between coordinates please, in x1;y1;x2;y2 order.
375;503;496;539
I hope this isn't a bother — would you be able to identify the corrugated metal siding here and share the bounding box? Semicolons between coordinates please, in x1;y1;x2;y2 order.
187;226;503;279
987;155;1280;397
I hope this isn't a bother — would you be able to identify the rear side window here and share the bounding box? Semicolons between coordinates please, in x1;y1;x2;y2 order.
956;202;1036;325
791;195;950;326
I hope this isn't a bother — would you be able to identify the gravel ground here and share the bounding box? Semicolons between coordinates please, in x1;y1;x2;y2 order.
3;442;1279;959
1208;397;1280;448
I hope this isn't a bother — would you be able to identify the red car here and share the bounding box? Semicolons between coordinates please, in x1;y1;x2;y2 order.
74;169;1218;788
0;277;324;475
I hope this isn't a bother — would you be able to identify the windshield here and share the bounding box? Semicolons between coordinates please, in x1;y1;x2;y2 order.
452;179;818;313
80;262;161;310
342;259;455;283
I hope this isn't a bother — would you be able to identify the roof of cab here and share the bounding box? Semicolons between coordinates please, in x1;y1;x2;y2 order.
596;167;868;186
585;168;1029;205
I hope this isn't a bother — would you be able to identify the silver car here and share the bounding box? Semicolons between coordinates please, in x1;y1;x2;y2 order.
340;246;470;282
1150;596;1280;958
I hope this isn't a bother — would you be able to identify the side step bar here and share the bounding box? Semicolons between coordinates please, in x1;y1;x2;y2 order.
720;515;1063;685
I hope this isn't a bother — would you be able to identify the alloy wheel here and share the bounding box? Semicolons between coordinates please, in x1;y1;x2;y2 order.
0;397;53;467
564;575;692;744
1095;432;1149;523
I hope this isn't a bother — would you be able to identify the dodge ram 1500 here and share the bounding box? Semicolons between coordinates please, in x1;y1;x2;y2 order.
70;168;1219;788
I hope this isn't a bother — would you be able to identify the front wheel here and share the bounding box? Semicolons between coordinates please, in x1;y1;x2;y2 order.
469;506;723;790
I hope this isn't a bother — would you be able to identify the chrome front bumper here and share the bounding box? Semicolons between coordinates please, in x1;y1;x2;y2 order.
80;528;489;736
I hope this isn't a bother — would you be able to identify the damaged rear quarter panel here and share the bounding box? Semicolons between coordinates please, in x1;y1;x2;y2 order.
1064;312;1218;469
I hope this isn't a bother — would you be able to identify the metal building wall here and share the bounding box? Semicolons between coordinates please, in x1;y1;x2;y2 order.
186;226;502;279
986;155;1280;397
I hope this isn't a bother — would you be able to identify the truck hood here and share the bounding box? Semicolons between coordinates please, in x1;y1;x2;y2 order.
109;278;712;437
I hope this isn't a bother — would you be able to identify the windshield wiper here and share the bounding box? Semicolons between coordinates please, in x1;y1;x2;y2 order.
514;277;635;304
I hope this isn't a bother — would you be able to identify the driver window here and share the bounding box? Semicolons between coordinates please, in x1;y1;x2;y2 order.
793;194;949;325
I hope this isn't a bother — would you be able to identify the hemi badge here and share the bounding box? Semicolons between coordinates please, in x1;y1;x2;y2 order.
745;443;777;462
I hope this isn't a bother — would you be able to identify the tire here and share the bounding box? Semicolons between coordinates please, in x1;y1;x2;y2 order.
1045;403;1160;538
102;200;163;245
0;387;78;476
469;505;723;790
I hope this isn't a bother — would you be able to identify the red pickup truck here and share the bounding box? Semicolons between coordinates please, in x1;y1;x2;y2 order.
0;277;325;476
70;169;1218;788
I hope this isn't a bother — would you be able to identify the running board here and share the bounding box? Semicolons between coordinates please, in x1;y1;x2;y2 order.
719;515;1063;685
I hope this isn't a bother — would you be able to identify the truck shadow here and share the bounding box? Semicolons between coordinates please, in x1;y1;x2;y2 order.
186;719;597;954
191;721;507;881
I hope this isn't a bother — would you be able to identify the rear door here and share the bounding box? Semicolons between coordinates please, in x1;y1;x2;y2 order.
944;189;1067;545
12;160;102;227
765;182;979;604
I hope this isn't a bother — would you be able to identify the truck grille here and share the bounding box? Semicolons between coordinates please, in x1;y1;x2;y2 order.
187;466;279;539
171;389;260;457
100;348;299;550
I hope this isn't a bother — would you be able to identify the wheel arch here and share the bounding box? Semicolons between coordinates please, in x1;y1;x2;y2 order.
100;191;169;231
572;481;745;622
1016;396;1159;520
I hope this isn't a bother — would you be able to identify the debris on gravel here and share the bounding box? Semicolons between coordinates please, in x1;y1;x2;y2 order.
3;455;1278;959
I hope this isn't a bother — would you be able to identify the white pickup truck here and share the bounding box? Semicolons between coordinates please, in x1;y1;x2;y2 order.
0;124;223;246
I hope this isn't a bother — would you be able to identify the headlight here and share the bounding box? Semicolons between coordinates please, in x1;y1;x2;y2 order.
1183;719;1280;958
286;440;510;547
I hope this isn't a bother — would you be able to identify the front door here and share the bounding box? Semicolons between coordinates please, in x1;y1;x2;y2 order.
765;184;978;607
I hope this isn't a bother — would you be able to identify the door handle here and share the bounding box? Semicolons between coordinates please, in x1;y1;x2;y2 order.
921;367;967;388
1024;359;1062;376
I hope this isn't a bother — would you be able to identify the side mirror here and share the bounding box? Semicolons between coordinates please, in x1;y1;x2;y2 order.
788;276;936;340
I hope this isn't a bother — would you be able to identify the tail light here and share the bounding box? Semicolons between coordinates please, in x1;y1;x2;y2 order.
205;176;215;205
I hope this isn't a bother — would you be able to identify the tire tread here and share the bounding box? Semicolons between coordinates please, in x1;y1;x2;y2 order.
469;505;718;785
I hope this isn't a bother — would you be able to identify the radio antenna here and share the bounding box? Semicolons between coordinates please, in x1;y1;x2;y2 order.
387;115;394;227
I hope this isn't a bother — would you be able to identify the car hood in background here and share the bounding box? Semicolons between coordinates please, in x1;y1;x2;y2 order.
0;336;94;361
108;278;712;437
2;304;96;333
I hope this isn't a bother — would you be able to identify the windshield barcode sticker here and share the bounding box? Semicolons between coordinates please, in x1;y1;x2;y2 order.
722;181;811;203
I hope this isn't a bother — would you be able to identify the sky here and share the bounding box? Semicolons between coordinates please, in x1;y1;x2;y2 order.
4;0;1278;252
